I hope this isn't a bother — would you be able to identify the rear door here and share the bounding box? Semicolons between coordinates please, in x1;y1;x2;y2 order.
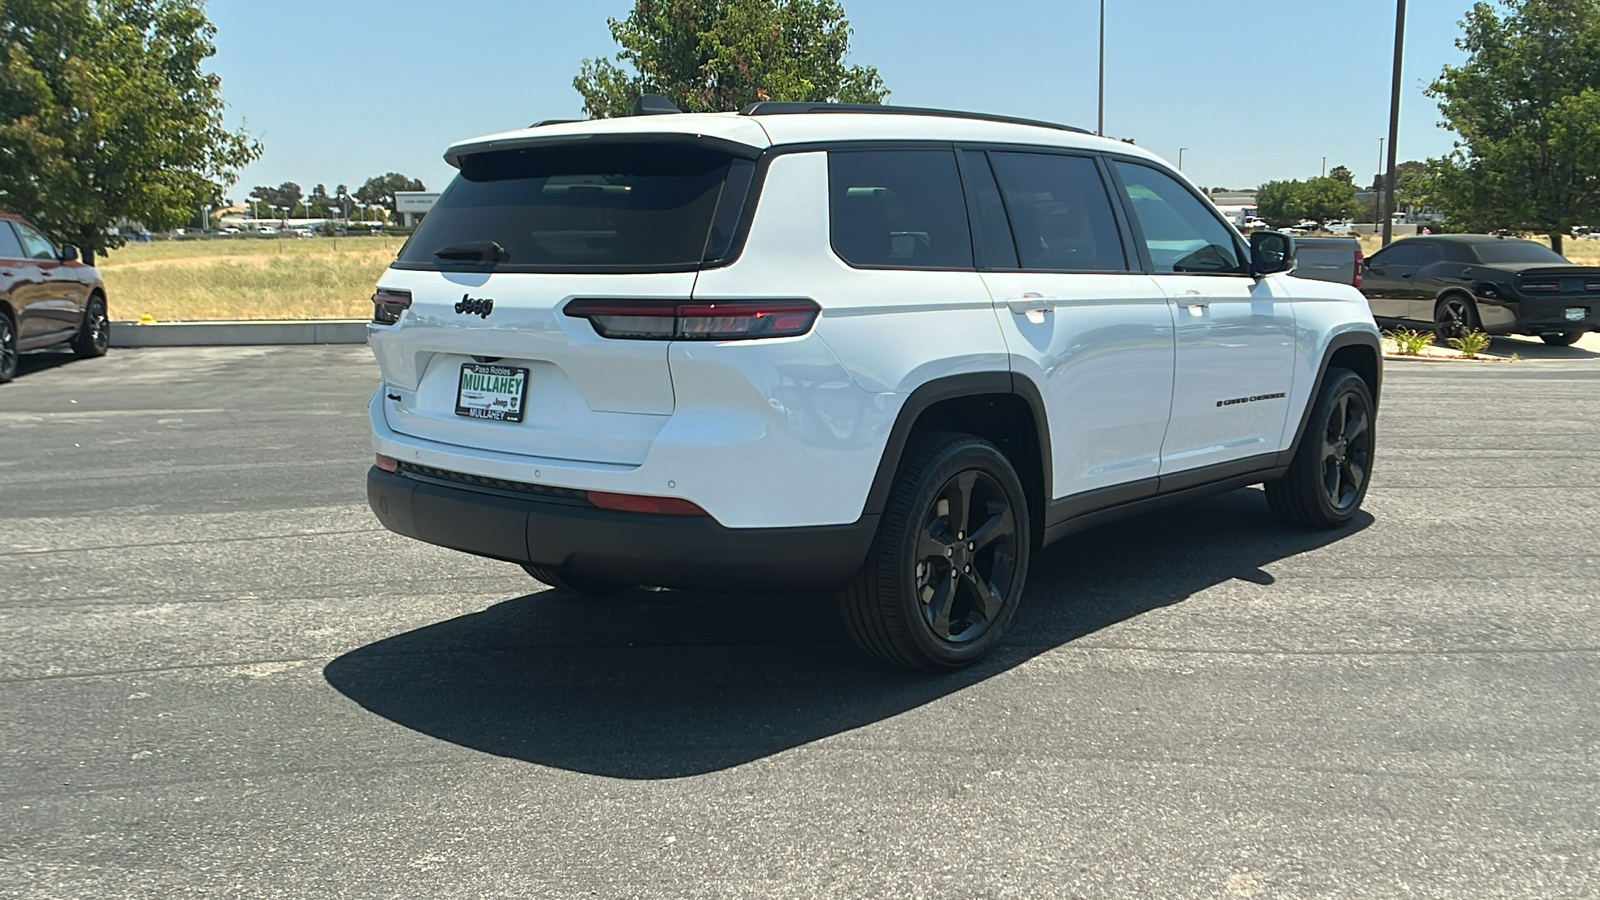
970;148;1176;500
0;222;49;342
370;139;758;466
1109;159;1297;476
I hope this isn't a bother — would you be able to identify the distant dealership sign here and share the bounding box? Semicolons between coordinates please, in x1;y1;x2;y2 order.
394;192;440;213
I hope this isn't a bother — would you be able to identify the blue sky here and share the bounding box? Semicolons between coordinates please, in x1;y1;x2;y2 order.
209;0;1475;199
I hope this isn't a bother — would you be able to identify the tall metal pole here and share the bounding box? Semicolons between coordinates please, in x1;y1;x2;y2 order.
1097;0;1105;136
1381;0;1406;245
1178;148;1186;171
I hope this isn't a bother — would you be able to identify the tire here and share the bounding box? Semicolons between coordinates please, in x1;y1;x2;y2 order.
70;293;110;359
521;563;624;595
0;311;15;384
1265;368;1375;530
839;432;1031;671
1434;294;1480;343
1540;331;1584;347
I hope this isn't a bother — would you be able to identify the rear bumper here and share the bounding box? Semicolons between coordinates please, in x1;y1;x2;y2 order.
1504;298;1600;334
367;467;876;592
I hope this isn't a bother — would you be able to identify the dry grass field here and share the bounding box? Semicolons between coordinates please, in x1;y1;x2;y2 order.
97;235;405;321
92;231;1600;322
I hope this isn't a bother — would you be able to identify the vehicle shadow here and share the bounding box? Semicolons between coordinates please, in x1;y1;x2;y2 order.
324;488;1371;779
1490;336;1600;360
15;350;79;378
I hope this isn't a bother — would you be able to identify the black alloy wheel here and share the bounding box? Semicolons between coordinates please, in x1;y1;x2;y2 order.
71;294;110;359
1434;294;1480;342
841;432;1031;670
1319;390;1373;512
1540;331;1584;347
0;313;16;383
912;469;1019;645
1265;368;1376;530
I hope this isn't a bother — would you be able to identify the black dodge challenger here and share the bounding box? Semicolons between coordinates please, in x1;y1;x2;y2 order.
1360;234;1599;346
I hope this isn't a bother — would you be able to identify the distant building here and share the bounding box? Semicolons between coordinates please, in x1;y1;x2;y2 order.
1207;190;1259;226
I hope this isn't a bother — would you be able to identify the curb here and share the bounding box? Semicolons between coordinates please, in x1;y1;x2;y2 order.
110;319;368;348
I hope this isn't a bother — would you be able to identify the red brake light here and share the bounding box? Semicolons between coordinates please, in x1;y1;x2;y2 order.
1522;280;1562;293
587;490;708;516
565;298;819;341
1353;248;1363;289
372;289;412;325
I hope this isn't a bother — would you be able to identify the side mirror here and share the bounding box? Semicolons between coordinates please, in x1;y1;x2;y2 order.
59;244;79;262
1250;230;1295;276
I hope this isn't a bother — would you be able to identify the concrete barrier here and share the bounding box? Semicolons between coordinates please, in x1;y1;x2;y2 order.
110;319;368;347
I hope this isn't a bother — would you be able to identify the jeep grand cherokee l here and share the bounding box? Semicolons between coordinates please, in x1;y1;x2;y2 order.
365;99;1382;670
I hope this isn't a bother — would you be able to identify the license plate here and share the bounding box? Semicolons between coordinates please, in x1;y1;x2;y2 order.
455;363;528;422
1566;307;1586;321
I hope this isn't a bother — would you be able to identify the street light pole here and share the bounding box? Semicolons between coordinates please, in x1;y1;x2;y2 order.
1178;148;1187;171
1381;0;1407;246
1097;0;1105;136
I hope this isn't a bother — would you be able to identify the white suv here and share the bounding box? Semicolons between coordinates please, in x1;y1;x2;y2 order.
366;99;1382;670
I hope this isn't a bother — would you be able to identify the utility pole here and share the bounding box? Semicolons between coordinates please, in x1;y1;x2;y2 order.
1322;156;1327;177
1178;148;1187;171
1381;0;1406;245
1097;0;1106;136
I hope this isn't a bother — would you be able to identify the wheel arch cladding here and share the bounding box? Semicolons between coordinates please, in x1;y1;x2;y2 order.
1284;331;1382;465
862;373;1051;540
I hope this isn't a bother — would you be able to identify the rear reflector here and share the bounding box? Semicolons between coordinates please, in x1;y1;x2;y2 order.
371;289;413;325
375;453;399;473
565;298;819;341
587;490;708;516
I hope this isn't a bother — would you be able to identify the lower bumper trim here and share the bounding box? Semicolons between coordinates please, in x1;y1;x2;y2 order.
367;467;876;592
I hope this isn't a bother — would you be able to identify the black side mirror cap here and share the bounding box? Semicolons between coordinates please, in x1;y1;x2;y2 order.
59;244;79;262
1250;230;1295;276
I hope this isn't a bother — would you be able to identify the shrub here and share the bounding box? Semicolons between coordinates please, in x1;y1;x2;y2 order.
1447;330;1492;359
1385;327;1434;355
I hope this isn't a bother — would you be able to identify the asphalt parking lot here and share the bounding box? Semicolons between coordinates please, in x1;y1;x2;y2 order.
2;342;1598;899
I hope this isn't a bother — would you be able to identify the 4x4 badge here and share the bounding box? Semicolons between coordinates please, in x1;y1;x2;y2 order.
455;295;494;318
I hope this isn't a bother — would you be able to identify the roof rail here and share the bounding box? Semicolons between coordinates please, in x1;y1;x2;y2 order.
738;102;1092;135
530;119;581;128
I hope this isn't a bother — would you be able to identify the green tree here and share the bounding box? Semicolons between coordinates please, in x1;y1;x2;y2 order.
0;0;261;263
1299;175;1360;223
1425;0;1600;252
1256;180;1306;228
355;172;425;215
573;0;887;118
1329;165;1354;185
249;182;302;214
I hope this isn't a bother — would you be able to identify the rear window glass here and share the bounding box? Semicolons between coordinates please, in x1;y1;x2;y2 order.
1472;240;1569;265
829;150;973;269
0;223;23;259
397;142;742;271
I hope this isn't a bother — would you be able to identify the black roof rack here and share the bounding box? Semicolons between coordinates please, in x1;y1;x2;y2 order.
530;119;581;128
738;102;1092;135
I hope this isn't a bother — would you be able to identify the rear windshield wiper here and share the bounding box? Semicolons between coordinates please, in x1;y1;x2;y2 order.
434;241;509;263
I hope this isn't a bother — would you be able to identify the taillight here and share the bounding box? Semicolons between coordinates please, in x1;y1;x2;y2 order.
564;298;820;341
1587;280;1600;292
375;453;399;473
1522;280;1562;293
587;490;708;516
371;288;412;325
1353;248;1363;289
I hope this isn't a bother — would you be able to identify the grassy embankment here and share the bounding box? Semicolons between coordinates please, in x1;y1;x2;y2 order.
96;235;405;321
94;232;1600;322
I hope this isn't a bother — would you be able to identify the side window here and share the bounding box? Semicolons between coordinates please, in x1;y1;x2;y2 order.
957;150;1018;269
1370;241;1431;267
1112;161;1243;274
0;223;24;260
12;222;56;260
989;151;1128;272
829;149;973;269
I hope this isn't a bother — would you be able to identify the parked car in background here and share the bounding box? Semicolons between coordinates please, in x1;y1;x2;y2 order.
0;213;110;382
1326;221;1356;236
1240;217;1270;231
1292;237;1364;288
1360;234;1600;345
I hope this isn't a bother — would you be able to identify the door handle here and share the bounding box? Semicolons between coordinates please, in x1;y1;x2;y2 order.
1174;292;1210;309
1006;293;1058;315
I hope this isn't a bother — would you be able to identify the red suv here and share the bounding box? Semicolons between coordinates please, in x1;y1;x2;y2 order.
0;213;108;382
